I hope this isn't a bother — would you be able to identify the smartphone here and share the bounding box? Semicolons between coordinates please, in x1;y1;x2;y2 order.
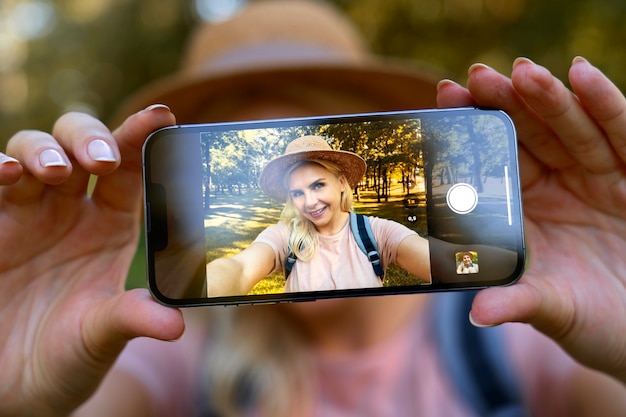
143;108;525;307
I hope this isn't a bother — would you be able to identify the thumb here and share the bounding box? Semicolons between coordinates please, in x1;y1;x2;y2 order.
83;289;185;359
470;283;543;327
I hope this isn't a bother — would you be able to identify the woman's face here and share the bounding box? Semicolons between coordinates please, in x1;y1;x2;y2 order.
462;254;472;266
288;162;347;235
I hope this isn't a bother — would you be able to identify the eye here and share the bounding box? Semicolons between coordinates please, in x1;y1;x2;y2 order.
290;190;303;198
312;181;325;190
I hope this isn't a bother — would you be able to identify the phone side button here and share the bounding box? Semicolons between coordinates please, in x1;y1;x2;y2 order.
145;202;151;233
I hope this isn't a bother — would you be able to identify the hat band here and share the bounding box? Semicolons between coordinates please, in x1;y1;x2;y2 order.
285;145;333;154
200;42;358;73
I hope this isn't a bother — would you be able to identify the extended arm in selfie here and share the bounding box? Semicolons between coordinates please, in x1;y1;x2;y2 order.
396;234;432;283
205;242;276;296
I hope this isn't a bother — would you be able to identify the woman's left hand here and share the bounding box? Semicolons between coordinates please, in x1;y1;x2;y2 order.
437;57;626;383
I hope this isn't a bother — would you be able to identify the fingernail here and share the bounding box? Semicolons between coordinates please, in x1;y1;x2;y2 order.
469;310;494;328
39;149;67;168
141;103;170;114
572;56;589;65
87;139;117;162
0;155;19;165
437;79;459;91
513;57;535;69
468;63;493;76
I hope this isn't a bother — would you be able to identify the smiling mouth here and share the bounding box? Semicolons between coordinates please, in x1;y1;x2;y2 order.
308;206;327;219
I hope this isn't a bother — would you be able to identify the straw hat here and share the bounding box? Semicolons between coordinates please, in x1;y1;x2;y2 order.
111;0;441;125
259;135;366;202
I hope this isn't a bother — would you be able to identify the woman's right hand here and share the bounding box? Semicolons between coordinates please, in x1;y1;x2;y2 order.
0;106;185;417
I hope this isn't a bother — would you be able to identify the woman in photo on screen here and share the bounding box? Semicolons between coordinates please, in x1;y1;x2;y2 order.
204;134;431;296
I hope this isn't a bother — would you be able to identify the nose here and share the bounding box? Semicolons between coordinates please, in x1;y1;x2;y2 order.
303;191;318;208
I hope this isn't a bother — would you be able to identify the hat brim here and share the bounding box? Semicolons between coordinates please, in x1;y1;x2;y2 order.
259;148;366;202
110;57;441;127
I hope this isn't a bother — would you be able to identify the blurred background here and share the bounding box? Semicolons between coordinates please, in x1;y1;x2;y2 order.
2;0;625;286
2;0;626;145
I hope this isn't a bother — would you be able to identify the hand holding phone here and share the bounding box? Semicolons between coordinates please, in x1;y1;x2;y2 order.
143;107;525;306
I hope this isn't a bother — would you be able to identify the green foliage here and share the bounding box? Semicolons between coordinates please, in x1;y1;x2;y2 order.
341;0;626;88
0;0;192;142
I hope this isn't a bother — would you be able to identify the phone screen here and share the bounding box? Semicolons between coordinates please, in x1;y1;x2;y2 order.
143;108;525;306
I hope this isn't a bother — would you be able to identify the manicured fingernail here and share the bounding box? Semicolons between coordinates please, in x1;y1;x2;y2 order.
141;103;170;113
468;63;493;76
40;149;67;167
87;139;117;162
437;79;459;91
0;155;19;165
469;311;494;328
513;57;534;69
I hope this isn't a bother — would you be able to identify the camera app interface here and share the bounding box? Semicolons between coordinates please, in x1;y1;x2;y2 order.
145;109;524;302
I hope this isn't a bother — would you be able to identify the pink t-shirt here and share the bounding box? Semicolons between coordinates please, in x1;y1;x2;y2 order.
308;308;576;417
115;301;579;417
254;215;417;292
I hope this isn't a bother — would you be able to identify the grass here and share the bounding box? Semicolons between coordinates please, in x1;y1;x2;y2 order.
204;189;286;294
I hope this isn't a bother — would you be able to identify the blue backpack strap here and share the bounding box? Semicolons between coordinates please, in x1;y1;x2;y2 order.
285;243;297;279
431;291;529;417
349;212;384;280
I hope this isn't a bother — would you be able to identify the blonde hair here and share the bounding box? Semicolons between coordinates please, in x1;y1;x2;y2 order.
280;159;354;262
201;306;312;416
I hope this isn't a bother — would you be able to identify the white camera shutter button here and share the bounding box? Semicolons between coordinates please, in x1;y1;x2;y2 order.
446;183;478;214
